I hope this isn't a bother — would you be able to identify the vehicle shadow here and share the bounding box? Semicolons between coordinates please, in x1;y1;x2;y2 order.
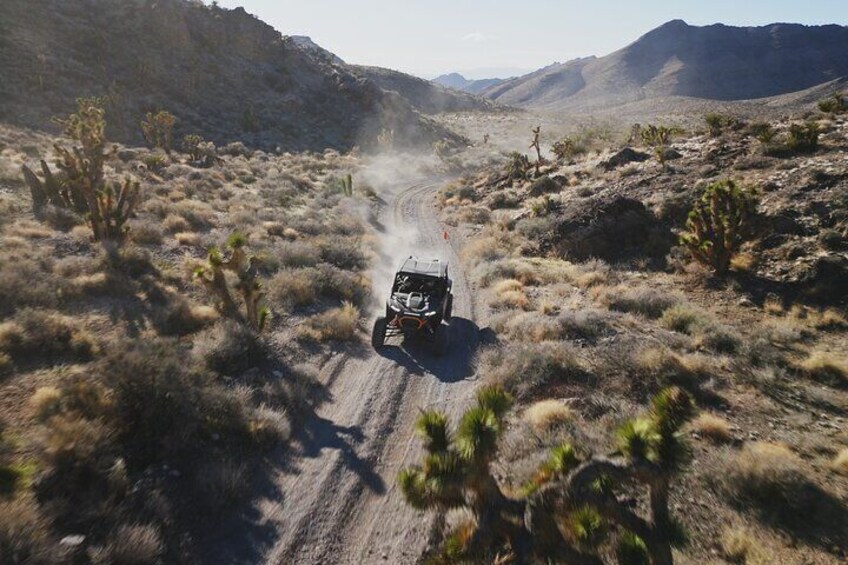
375;317;480;383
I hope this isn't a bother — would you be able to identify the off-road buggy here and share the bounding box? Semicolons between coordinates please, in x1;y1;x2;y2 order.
372;257;453;352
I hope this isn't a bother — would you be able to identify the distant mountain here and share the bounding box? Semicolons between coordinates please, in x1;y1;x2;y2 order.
0;0;466;151
432;73;507;95
481;20;848;111
352;67;494;114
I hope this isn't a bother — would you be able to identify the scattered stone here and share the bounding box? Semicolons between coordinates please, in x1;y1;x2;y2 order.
600;147;650;171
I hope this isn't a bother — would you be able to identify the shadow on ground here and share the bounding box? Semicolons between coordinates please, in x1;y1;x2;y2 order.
375;317;480;383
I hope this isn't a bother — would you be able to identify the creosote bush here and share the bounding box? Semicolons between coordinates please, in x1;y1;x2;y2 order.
400;387;696;564
679;179;758;275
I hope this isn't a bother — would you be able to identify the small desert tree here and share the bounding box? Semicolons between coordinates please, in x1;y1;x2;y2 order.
679;179;758;275
194;232;270;331
22;98;140;243
400;386;696;564
785;122;820;153
640;125;679;169
529;126;543;175
141;110;176;153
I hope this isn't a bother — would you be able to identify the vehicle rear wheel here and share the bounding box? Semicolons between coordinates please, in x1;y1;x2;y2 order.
444;294;453;321
372;317;387;349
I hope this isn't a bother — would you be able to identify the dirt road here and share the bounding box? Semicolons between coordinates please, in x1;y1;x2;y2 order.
211;182;481;564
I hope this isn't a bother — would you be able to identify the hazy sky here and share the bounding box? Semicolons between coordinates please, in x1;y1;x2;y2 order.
214;1;847;78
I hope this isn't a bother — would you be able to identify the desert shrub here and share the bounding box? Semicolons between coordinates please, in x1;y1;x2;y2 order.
785;122;819;153
630;346;712;394
457;205;491;225
606;287;680;319
679;180;758;274
817;93;846;114
162;213;190;233
140;110;175;153
720;526;772;565
318;239;367;271
128;220;163;245
151;295;217;336
660;303;709;333
89;523;164;565
557;308;612;341
0;498;58;564
515;216;555;240
818;228;843;250
691;413;732;443
182;134;204;161
720;442;840;531
523;399;572;433
297;302;360;342
268;269;317;307
745;121;777;143
277;241;321;268
705;113;740;137
479;342;586;400
141;152;167;172
486;190;521;209
220;141;252;157
0;309;97;363
41;204;83;232
489;279;531;310
799;351;847;387
195;320;267;375
495;311;563;342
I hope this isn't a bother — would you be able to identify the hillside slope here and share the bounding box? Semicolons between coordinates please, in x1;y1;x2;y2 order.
0;0;462;151
483;20;848;111
432;73;507;95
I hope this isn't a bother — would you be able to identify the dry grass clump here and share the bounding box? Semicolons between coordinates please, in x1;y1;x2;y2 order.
175;231;202;246
479;342;586;400
128;220;164;245
194;321;268;375
660;303;712;334
631;346;712;393
268;269;317;307
318;239;368;271
720;525;772;565
162;213;191;233
523;399;572;433
0;309;97;364
691;412;733;443
603;286;680;319
494;311;562;343
277;240;320;268
798;351;847;387
0;254;67;315
89;523;164;565
0;497;58;564
831;448;848;476
152;295;219;336
557;308;612;341
297;302;360;342
564;259;615;289
489;279;531;310
719;441;842;534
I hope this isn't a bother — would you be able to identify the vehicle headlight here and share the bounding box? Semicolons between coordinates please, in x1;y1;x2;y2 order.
424;311;437;317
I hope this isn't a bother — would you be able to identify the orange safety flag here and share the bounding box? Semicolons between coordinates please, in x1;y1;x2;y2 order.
443;230;449;241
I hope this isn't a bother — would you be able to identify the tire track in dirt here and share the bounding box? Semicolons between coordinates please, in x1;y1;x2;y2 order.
210;181;481;564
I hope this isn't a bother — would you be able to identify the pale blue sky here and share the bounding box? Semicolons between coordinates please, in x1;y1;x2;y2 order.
214;1;847;78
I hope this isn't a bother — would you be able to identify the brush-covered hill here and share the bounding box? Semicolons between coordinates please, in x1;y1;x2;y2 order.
0;0;466;151
482;20;848;111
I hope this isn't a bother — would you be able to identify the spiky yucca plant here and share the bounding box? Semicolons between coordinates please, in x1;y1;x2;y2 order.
141;110;176;153
679;179;758;275
195;231;270;332
401;387;695;564
22;98;140;243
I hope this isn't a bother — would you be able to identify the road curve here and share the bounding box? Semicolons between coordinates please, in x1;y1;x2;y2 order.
210;181;481;564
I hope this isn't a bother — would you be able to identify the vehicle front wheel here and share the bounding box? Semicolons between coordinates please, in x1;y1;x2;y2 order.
372;317;387;350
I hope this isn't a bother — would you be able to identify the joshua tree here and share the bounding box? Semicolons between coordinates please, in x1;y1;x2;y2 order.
400;386;696;564
505;151;532;183
679;179;758;275
194;232;270;331
141;110;176;153
22;98;139;243
530;126;543;175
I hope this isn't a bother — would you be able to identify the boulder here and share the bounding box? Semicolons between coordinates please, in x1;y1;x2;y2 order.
544;195;672;261
600;147;650;171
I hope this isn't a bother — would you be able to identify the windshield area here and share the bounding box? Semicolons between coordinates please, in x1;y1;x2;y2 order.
393;274;441;295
